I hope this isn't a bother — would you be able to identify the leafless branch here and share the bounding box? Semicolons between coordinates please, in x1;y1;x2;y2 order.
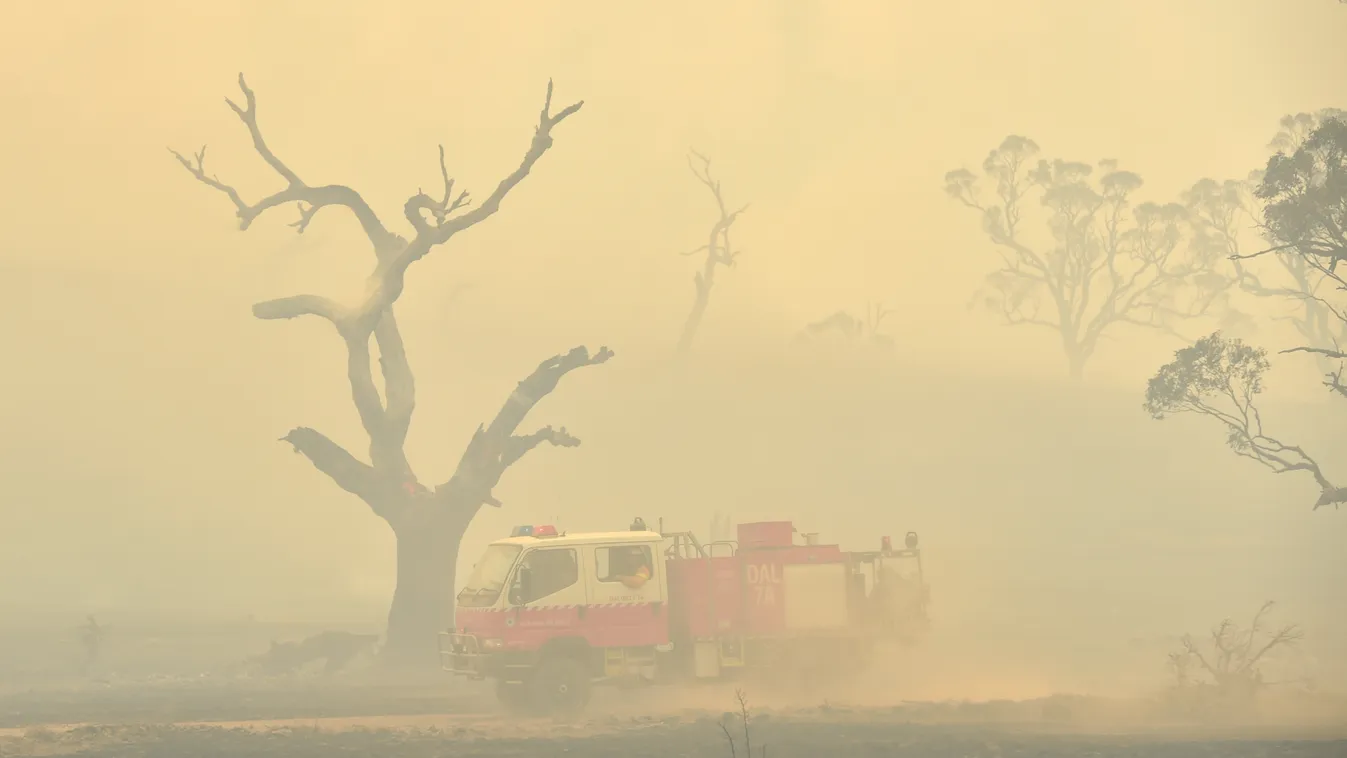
375;80;583;308
501;426;581;469
171;74;400;254
736;688;753;758
279;427;402;520
718;721;737;758
177;74;587;529
251;294;351;325
403;145;473;235
1170;601;1305;701
1281;345;1347;360
177;73;581;341
436;346;613;513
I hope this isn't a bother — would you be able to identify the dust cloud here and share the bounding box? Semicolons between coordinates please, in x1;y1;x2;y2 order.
1;0;1346;737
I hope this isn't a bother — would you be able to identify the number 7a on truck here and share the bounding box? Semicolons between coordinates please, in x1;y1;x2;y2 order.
439;518;930;715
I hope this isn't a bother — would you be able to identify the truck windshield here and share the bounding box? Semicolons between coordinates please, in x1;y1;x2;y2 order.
456;544;521;608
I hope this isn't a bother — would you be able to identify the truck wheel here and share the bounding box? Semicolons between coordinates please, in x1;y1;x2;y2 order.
529;656;591;716
495;680;531;714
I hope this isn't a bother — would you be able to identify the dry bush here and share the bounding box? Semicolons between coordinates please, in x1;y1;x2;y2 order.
1164;601;1305;718
718;688;767;758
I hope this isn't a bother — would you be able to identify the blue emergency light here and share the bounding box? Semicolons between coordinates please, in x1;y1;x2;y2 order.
510;524;559;538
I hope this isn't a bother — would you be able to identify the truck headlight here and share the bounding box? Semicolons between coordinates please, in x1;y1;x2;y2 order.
482;638;504;651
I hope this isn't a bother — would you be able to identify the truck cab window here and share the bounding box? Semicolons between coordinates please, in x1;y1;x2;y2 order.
456;544;521;608
596;545;654;588
509;548;578;605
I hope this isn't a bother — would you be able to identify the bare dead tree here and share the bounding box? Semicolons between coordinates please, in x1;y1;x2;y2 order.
1145;332;1344;509
172;74;598;662
946;138;1229;379
676;151;748;357
1168;602;1304;701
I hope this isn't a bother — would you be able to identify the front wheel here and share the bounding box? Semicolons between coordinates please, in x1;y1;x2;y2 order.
495;679;531;714
529;655;592;716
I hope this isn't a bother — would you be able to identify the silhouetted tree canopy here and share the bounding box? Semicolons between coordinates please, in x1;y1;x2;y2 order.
1147;113;1347;511
946;137;1229;379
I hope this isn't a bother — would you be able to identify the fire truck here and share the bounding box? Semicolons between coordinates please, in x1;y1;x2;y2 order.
439;518;929;714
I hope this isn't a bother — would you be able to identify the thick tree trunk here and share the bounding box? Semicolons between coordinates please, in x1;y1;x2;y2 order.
383;503;472;666
1067;352;1085;381
1064;336;1090;381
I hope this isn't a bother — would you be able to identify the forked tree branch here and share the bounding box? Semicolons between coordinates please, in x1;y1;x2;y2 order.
173;73;582;337
279;427;404;520
171;75;401;255
436;346;613;514
1174;601;1303;691
366;80;583;331
174;73;585;517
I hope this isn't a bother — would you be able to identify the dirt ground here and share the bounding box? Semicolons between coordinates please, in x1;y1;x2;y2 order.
2;677;1346;758
3;711;1346;757
2;617;1344;757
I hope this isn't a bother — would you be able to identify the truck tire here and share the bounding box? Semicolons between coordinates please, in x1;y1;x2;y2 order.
495;679;531;714
529;656;591;715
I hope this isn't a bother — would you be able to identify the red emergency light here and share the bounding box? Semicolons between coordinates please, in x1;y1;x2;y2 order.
510;524;559;538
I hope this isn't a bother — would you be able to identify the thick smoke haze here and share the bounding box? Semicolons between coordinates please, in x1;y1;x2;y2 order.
2;0;1345;697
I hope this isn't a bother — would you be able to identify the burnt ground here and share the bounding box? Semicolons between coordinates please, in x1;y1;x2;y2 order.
3;715;1346;758
2;680;1345;758
2;617;1344;757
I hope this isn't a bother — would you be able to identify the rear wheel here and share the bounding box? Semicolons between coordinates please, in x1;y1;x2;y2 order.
528;655;591;716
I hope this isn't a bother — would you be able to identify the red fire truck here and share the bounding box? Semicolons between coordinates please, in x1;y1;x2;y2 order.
439;518;929;714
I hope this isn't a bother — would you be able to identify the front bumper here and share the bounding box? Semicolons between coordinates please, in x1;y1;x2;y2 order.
438;632;491;679
439;632;542;683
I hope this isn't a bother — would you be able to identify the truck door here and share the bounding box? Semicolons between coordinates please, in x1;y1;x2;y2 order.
585;542;668;647
504;547;585;646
